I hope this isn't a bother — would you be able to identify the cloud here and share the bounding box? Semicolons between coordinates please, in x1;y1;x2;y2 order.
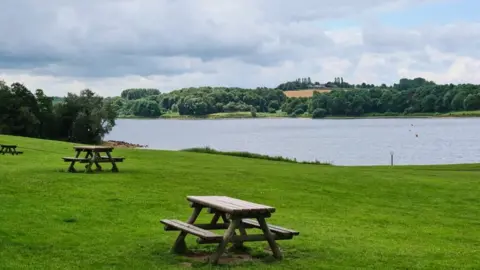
1;0;479;96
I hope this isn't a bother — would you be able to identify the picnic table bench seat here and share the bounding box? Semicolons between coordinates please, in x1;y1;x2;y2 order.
62;157;125;162
100;156;125;162
63;157;91;163
241;219;299;236
161;219;223;241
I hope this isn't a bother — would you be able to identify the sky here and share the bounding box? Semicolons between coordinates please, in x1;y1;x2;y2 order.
1;0;479;96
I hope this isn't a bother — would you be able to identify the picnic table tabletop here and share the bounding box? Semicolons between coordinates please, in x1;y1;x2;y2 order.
0;144;17;148
187;195;276;215
73;145;114;151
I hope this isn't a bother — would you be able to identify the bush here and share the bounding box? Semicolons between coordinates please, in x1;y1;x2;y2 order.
293;108;304;115
312;108;327;119
250;107;257;118
182;147;331;165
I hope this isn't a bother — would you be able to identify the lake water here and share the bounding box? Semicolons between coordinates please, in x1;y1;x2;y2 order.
105;118;480;166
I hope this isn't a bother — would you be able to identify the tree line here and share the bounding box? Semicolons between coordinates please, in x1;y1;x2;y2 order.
0;81;116;144
282;78;480;118
112;87;286;117
3;77;480;144
112;77;480;118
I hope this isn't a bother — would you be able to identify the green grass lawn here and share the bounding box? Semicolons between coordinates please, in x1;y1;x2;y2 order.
0;135;479;269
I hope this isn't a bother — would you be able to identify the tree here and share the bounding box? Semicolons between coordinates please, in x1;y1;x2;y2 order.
56;89;117;144
464;94;480;111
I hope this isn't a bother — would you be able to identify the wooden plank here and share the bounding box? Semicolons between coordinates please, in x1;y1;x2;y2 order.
187;196;276;214
257;217;283;259
62;157;90;162
63;157;90;162
161;219;222;240
99;157;125;162
241;219;299;236
170;206;202;253
197;233;294;244
73;145;114;151
164;223;257;231
210;219;240;264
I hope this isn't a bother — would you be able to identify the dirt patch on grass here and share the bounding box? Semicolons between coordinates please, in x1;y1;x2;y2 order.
181;250;261;266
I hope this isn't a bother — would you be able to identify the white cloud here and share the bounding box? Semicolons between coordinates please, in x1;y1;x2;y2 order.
1;0;478;96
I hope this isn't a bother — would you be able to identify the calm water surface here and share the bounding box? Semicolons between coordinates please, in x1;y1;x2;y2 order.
105;118;480;166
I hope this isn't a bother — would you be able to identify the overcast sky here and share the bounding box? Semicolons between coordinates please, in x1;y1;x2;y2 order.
1;0;479;96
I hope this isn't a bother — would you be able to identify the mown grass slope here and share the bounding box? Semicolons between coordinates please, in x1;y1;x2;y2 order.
0;135;479;269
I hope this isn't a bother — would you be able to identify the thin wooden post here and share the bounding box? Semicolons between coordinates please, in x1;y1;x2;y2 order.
210;219;240;264
171;206;202;254
257;217;283;259
390;151;394;166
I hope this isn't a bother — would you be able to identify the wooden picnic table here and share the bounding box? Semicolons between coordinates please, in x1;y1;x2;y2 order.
161;196;299;264
62;145;125;173
0;144;23;155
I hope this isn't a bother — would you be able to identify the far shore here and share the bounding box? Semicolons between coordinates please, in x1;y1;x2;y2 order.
117;110;480;120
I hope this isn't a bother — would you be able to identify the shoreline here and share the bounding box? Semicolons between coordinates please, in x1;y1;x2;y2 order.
102;140;148;148
118;111;480;120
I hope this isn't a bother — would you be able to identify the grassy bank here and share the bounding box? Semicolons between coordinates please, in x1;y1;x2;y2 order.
118;110;480;120
0;135;479;269
182;147;331;165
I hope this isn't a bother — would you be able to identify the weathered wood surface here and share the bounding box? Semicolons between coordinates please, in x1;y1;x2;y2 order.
63;157;91;163
73;145;114;151
63;157;124;163
164;222;257;231
161;219;222;240
187;196;276;215
210;219;240;264
257;216;283;259
197;233;294;244
241;219;300;236
100;157;125;162
171;206;202;253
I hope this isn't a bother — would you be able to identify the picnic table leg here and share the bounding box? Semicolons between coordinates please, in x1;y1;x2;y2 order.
93;152;103;172
68;150;82;173
84;151;94;173
171;206;202;254
210;218;240;264
210;213;221;224
105;151;119;172
231;222;248;250
257;217;283;259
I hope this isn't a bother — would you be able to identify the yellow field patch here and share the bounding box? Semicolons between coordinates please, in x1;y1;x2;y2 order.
284;89;331;98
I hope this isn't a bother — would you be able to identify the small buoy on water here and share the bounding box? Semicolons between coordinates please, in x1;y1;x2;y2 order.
415;134;418;137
